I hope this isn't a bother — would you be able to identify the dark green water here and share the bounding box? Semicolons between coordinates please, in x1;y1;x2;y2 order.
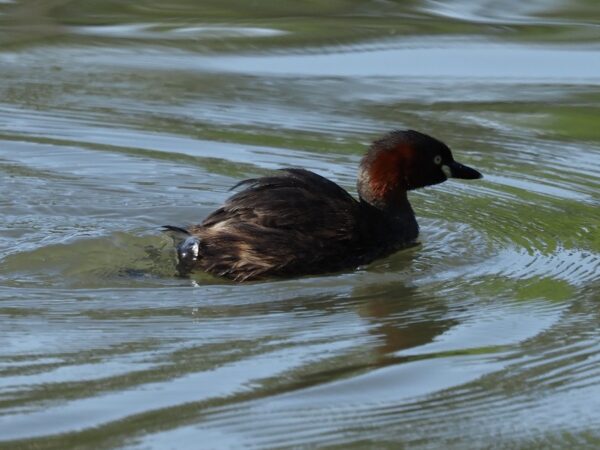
1;1;599;448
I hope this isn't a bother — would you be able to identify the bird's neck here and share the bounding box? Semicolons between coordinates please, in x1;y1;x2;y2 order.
359;190;419;245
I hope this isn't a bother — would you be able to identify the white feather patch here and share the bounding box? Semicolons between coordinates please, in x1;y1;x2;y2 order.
442;165;452;178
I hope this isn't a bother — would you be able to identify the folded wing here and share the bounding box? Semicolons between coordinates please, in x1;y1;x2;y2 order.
193;169;363;280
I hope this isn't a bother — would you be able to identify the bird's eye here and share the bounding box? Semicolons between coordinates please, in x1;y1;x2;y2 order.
434;155;442;165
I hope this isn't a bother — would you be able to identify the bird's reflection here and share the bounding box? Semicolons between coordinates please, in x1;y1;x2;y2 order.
355;280;456;358
259;276;459;390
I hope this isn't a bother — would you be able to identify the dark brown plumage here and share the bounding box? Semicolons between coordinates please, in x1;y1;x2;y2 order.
165;130;482;281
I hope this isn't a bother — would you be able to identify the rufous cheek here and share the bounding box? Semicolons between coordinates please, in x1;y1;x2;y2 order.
368;146;414;197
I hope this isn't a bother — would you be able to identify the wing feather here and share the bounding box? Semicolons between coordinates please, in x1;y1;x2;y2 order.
194;169;363;279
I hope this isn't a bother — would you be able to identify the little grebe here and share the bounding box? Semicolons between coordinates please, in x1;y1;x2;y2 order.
165;130;482;281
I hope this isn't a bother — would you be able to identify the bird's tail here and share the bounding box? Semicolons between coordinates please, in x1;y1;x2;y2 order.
162;225;201;274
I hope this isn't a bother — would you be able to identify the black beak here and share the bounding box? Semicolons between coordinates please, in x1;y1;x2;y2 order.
447;161;482;180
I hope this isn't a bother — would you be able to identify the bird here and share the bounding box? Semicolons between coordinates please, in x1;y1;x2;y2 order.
164;129;482;281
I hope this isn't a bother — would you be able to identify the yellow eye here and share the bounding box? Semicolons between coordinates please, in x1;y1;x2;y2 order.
434;155;442;165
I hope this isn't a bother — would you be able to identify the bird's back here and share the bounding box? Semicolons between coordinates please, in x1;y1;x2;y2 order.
191;168;368;281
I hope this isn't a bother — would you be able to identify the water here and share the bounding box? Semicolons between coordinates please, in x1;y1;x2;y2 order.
1;0;599;448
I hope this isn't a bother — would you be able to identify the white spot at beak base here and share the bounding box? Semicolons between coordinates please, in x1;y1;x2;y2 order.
442;165;452;178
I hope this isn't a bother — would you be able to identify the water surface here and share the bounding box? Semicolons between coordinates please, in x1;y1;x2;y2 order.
1;0;599;448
